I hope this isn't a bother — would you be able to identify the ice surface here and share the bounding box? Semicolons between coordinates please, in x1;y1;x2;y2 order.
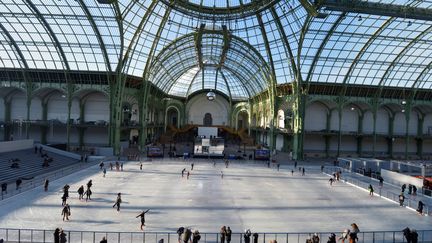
0;160;430;234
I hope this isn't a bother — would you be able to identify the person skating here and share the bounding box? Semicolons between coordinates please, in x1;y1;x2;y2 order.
63;184;70;198
182;168;186;177
192;230;201;243
379;177;384;188
399;193;405;207
291;169;294;176
113;193;122;211
277;163;280;171
338;229;350;243
103;168;106;177
226;227;232;243
177;227;185;243
61;193;67;206
329;178;335;186
412;185;417;195
191;163;194;171
121;162;123;171
77;185;84;200
244;229;251;243
368;184;374;196
140;163;143;170
61;204;71;221
110;162;113;170
99;162;104;170
220;226;227;243
311;233;320;243
417;201;425;215
54;228;60;243
401;184;406;193
44;179;49;191
302;167;305;176
187;171;190;180
87;180;93;190
16;178;22;190
84;188;92;201
221;171;224;179
294;161;297;168
136;209;150;230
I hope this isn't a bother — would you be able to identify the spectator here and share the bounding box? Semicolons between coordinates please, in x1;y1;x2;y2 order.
16;178;22;190
226;227;232;243
402;227;412;243
411;229;418;243
220;226;227;243
54;228;60;243
244;229;252;243
192;230;201;243
338;229;350;243
59;230;67;243
311;233;320;243
253;233;259;243
100;236;107;243
327;233;336;243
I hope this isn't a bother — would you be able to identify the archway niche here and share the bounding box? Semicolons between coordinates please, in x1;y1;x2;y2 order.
167;107;179;128
237;110;249;130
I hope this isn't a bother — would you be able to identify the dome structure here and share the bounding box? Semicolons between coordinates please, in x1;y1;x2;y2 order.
1;0;432;159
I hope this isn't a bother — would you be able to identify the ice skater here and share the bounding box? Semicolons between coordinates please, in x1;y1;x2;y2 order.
110;162;113;170
329;178;335;186
103;168;106;177
191;163;194;171
221;171;224;179
399;193;405;207
61;204;71;221
44;179;49;191
61;193;67;206
302;167;305;176
113;193;122;211
121;162;123;171
368;184;374;196
417;201;425;215
84;187;92;201
87;180;93;190
277;163;280;171
187;171;190;180
140;163;143;170
291;169;294;176
77;185;84;200
63;184;70;198
136;209;150;230
182;168;186;177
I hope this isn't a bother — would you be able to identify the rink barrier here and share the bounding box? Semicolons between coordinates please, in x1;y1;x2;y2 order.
0;229;432;243
323;167;430;216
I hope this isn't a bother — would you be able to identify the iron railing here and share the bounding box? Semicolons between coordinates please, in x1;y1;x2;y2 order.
0;228;431;243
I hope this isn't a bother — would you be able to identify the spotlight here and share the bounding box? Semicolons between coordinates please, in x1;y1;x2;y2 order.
401;100;406;105
407;21;412;26
402;109;405;113
358;15;362;21
350;107;355;111
206;91;216;101
61;94;66;98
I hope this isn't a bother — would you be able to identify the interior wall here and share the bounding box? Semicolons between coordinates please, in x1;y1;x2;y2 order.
10;92;26;120
186;93;229;126
329;109;339;131
30;97;42;120
47;93;68;122
84;127;109;145
341;107;358;132
375;108;389;134
84;92;109;122
340;136;357;151
303;134;324;151
423;114;432;135
305;102;327;131
393;112;406;135
362;111;374;133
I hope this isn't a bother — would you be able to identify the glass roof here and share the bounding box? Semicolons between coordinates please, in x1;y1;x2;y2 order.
0;0;431;100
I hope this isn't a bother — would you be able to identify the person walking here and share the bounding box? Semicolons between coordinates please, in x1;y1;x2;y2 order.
61;204;71;221
220;226;227;243
244;230;251;243
44;179;49;192
226;227;232;243
182;168;186;177
54;228;60;243
329;178;335;186
136;209;150;230
113;193;122;211
379;177;384;188
368;184;374;196
59;230;67;243
399;193;405;207
77;185;84;200
187;171;190;180
192;230;201;243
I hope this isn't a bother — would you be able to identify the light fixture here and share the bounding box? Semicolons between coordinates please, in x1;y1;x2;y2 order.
401;100;407;105
61;94;66;98
206;90;216;101
358;15;363;21
350;107;355;111
402;109;405;113
407;21;412;27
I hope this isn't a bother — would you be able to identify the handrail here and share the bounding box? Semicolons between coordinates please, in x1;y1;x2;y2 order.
0;228;431;243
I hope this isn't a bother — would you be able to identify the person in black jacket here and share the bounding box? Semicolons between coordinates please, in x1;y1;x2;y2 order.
192;230;201;243
417;201;425;215
100;236;107;243
87;180;93;190
85;188;92;201
77;185;84;200
402;227;412;243
54;228;60;243
113;193;122;211
136;209;150;230
244;229;251;243
226;227;232;243
410;229;418;243
61;204;71;221
252;232;259;243
59;230;67;243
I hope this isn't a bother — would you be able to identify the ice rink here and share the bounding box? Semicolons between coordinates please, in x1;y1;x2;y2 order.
0;160;431;233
